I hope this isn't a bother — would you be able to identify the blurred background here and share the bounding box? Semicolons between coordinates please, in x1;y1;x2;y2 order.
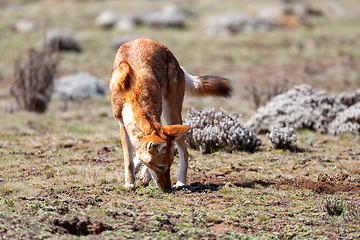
0;0;359;119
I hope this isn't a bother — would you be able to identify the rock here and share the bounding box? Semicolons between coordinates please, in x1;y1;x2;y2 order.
52;72;106;110
94;10;119;29
107;35;139;49
43;28;82;52
114;16;136;31
205;11;278;36
10;19;37;33
132;4;190;28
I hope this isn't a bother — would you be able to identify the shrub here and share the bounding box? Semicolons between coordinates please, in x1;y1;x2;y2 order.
328;102;360;135
267;126;298;149
10;45;60;113
183;108;261;154
343;200;360;222
246;84;347;134
322;197;360;222
321;196;345;216
336;89;360;107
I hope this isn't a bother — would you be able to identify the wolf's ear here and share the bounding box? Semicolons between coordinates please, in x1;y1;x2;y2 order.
163;125;190;139
143;135;167;154
111;61;132;90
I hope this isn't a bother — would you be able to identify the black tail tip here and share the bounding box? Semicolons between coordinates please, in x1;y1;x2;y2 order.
201;75;233;98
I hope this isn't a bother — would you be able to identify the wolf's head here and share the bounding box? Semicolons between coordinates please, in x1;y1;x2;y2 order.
136;125;190;191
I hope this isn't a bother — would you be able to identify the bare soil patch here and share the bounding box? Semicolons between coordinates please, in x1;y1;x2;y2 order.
191;174;360;194
279;178;360;194
49;216;113;235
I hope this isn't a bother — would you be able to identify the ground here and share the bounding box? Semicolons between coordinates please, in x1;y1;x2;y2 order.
1;0;360;239
1;107;359;239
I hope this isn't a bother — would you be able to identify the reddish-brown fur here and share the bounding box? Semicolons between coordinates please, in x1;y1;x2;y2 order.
110;38;231;191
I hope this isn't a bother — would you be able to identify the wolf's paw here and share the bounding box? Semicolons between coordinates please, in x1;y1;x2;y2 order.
140;166;151;187
124;183;135;190
174;181;186;188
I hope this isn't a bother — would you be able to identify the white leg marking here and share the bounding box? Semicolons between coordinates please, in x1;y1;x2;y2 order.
176;144;187;186
133;155;142;173
124;129;134;165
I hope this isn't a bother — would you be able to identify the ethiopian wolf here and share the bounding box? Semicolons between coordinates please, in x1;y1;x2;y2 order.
110;38;232;191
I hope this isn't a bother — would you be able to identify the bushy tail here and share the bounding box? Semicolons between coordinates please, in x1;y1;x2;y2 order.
182;67;232;98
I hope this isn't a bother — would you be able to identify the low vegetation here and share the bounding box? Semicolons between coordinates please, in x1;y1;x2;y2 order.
10;45;60;113
184;108;261;153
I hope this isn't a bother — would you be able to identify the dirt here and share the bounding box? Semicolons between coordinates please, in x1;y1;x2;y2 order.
191;171;360;194
49;216;113;235
201;172;360;237
279;178;360;194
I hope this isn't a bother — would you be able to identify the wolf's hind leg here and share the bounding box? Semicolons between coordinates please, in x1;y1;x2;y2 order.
174;137;188;187
163;99;188;187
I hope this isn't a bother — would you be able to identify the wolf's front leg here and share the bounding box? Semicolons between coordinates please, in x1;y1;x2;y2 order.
140;165;152;187
133;155;142;173
133;156;152;187
120;126;135;189
175;137;188;187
